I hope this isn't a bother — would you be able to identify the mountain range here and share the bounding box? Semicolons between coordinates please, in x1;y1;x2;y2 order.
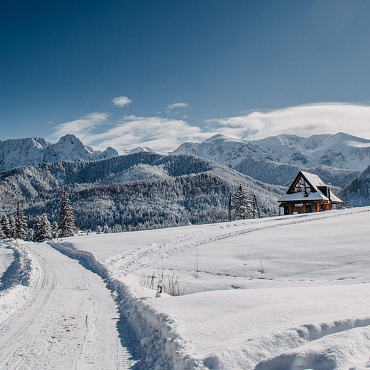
0;134;118;172
0;131;368;229
173;132;370;172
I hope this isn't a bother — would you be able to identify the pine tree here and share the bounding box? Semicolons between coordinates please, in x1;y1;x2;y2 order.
42;214;52;240
15;200;28;240
52;221;59;239
231;185;253;220
59;189;76;237
9;216;17;239
33;214;52;242
33;216;44;242
0;226;4;240
1;215;11;238
27;228;34;242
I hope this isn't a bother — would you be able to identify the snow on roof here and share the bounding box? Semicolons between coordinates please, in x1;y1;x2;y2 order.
282;171;343;203
327;192;342;203
300;171;326;191
278;191;329;202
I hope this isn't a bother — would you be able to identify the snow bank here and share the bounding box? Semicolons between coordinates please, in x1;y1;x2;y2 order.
0;240;40;324
0;243;14;279
50;241;206;369
256;325;370;370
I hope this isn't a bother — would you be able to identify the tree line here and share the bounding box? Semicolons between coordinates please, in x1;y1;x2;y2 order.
0;190;75;243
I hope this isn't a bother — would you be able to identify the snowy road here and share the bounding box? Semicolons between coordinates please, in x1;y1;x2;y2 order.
0;242;137;369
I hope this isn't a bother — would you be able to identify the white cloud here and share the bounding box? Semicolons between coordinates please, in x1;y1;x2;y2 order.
49;103;370;154
166;102;188;111
50;113;211;153
49;112;110;143
166;102;188;116
93;115;208;153
208;103;370;140
112;96;132;108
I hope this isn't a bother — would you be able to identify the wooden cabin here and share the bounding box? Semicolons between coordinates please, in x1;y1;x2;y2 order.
278;171;342;215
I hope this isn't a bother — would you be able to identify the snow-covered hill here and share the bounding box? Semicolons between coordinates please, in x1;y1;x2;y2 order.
0;152;283;231
0;134;118;171
172;132;370;172
49;207;370;369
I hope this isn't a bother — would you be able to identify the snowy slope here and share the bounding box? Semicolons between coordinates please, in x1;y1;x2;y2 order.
253;132;370;171
0;134;118;171
173;134;266;168
51;207;370;369
173;132;370;172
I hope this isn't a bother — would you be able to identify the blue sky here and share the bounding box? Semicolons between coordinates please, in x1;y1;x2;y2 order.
1;0;370;152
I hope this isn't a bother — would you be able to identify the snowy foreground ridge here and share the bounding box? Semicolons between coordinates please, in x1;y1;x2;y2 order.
0;207;370;369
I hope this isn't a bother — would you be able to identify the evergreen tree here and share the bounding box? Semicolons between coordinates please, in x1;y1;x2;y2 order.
15;200;28;240
59;189;76;237
42;214;52;240
9;216;17;239
231;185;253;220
0;225;4;240
52;221;59;239
96;225;102;234
27;228;34;242
1;215;11;238
33;214;52;242
33;216;44;242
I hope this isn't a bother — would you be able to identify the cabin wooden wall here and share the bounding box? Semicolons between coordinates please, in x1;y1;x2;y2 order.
281;202;332;215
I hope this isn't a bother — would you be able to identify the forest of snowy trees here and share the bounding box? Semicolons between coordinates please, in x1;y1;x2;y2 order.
0;153;284;235
0;190;75;243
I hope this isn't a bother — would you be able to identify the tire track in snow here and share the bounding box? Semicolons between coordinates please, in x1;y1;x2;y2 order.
0;242;138;369
108;208;369;276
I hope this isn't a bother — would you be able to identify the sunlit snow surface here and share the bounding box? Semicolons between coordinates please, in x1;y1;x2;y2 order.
59;207;370;369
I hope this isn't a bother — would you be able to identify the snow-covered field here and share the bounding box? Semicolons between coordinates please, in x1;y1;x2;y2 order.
50;207;370;369
1;207;369;369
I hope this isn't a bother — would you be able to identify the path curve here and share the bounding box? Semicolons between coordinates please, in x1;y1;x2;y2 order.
0;242;137;369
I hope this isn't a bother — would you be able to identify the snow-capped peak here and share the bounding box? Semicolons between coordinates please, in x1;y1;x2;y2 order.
203;134;243;144
0;134;118;172
172;132;370;171
128;146;167;155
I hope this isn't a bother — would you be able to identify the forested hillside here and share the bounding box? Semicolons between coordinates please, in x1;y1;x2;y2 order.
339;165;370;207
0;153;284;232
234;157;358;187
